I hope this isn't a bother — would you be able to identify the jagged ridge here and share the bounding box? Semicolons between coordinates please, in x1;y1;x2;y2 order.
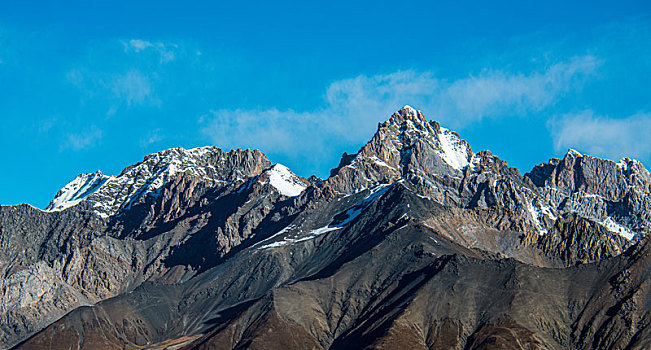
2;106;650;349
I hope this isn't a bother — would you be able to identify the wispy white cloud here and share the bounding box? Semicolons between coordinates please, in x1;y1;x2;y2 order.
37;117;57;134
549;110;651;161
55;38;183;153
65;38;182;110
61;126;103;151
441;56;599;121
321;55;599;128
122;39;176;63
200;56;600;168
201;108;318;155
111;70;156;106
139;128;164;147
66;67;159;108
126;39;153;51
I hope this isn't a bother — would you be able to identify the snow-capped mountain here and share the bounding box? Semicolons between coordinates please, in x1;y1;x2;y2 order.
2;106;650;349
262;164;308;197
397;105;473;171
44;105;650;242
45;171;112;212
322;106;647;241
44;146;306;219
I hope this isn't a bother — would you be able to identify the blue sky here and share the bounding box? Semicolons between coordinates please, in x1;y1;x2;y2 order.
1;1;650;207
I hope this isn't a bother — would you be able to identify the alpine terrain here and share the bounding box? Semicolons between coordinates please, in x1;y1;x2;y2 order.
1;106;649;349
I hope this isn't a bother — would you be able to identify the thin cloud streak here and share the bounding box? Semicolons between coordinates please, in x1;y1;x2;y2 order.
139;128;164;147
61;126;103;151
122;39;177;63
549;110;651;161
111;70;156;106
442;56;600;121
66;68;160;108
65;38;183;111
200;56;600;169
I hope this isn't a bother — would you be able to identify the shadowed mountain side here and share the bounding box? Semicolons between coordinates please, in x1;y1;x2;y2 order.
13;183;651;349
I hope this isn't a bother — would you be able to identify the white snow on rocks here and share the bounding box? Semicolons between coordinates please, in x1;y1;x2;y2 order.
539;203;557;221
334;184;391;227
45;171;113;212
253;225;296;249
600;217;635;240
401;105;417;116
45;148;306;218
383;106;473;173
617;157;642;173
256;225;341;250
526;200;548;235
436;127;471;171
567;148;583;157
368;156;397;170
258;184;392;250
265;164;307;197
45;146;233;217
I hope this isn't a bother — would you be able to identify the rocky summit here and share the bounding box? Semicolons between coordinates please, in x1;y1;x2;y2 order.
1;106;649;349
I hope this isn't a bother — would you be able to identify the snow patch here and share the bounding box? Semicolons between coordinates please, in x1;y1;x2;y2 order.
93;211;110;219
295;226;341;242
257;240;289;249
401;105;417;116
539;204;557;221
253;225;296;249
616;158;639;172
266;164;307;197
567;148;582;157
526;201;548;235
45;171;113;211
368;156;397;170
257;225;341;249
258;184;392;250
436;127;471;171
332;184;391;227
600;217;635;240
468;154;480;171
582;193;604;199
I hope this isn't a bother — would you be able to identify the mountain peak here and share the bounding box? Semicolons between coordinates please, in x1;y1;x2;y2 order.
387;105;432;132
7;106;651;350
46;146;271;217
381;106;473;171
45;171;113;212
323;107;474;195
262;164;308;197
565;148;583;158
399;104;417;116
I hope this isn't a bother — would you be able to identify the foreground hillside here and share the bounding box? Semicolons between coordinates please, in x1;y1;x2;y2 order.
1;106;649;349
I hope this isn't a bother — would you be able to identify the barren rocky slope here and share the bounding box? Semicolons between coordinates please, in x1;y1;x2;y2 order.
2;106;649;349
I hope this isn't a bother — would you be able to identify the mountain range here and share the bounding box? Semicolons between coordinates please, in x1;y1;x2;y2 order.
1;106;649;349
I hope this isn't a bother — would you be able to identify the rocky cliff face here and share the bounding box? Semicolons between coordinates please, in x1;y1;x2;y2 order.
1;106;649;349
526;150;651;238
